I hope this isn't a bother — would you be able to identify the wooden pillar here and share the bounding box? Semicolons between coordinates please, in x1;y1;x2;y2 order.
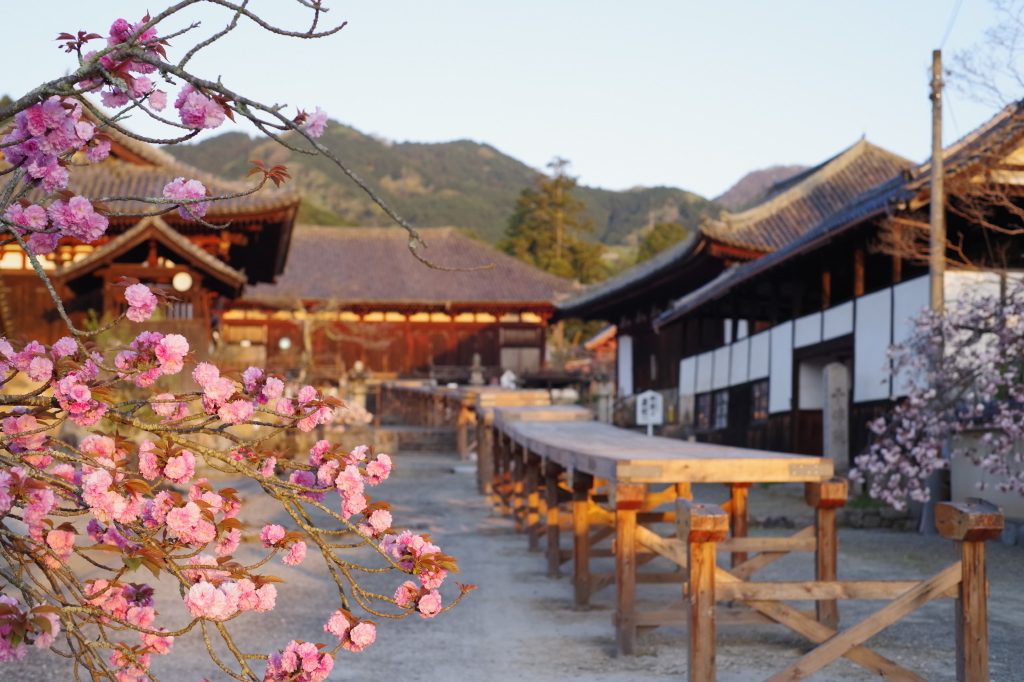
675;481;692;501
526;453;542;551
805;477;848;629
935;499;1004;682
853;249;865;298
511;444;525;532
821;270;832;310
892;255;903;285
572;471;595;610
496;433;512;516
677;498;729;682
456;400;474;461
477;411;494;496
615;483;645;657
728;483;752;567
545;462;565;578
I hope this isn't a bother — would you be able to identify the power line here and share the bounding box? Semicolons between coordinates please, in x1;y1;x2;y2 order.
940;0;965;48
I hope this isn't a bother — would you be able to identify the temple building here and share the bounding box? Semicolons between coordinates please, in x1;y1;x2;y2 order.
1;125;299;356
222;226;578;383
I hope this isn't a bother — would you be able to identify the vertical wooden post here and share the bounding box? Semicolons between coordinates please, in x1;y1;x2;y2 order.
854;249;865;298
935;499;1003;682
477;411;494;497
805;477;847;630
675;481;693;501
572;471;594;610
526;453;541;551
615;483;645;657
511;444;525;532
677;498;729;682
496;433;512;516
545;462;565;578
456;401;473;460
728;482;752;567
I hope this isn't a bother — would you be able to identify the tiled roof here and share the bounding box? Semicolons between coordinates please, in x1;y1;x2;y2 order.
700;139;913;252
244;226;579;307
554;231;702;316
56;217;247;290
654;100;1024;329
64;126;300;226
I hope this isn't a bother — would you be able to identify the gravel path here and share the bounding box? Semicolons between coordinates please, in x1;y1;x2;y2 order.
4;451;1023;681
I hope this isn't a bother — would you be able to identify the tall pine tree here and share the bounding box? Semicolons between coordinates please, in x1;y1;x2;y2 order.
499;158;606;284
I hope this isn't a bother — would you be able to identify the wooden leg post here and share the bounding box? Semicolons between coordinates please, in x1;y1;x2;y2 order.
572;471;594;610
935;499;1003;682
497;434;512;516
545;462;564;578
728;483;751;567
805;477;847;630
456;405;472;460
526;454;541;551
677;498;729;682
615;484;645;657
477;412;494;497
511;444;525;532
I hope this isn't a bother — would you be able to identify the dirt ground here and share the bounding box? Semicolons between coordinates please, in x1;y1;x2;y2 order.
5;449;1023;682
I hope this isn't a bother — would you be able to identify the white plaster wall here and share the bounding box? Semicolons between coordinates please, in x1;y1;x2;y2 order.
853;289;892;402
822;300;854;340
730;338;750;386
696;351;714;393
769;321;793;414
749;330;770;380
617;334;633;397
794;312;823;348
712;346;731;390
678;356;697;396
892;276;929;397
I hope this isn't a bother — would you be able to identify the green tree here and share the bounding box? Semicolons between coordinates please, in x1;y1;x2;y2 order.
499;157;607;283
636;222;688;263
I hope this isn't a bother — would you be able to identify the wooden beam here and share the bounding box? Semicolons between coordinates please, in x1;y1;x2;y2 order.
729;525;816;581
764;562;962;681
718;536;816;553
716;580;959;602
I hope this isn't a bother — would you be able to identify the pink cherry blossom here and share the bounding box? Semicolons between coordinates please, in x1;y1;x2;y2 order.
417;589;442;618
393;581;418;609
162;176;210;220
174;85;226;130
305;107;328;138
124;283;158;322
282;541;306;566
260;524;286;547
344;622;376;652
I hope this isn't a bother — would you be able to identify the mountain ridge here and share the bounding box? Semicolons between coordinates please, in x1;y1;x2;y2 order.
164;122;721;246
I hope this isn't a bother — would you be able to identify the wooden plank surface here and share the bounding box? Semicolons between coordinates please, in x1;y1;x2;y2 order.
497;420;832;484
493;404;594;425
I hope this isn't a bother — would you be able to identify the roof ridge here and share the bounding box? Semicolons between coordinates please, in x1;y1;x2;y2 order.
703;139;905;235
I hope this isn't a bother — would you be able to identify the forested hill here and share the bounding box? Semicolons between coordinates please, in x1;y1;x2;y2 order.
164;122;720;246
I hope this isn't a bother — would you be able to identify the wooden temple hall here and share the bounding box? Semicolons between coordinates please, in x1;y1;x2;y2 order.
559;105;1024;469
0;125;299;354
225;226;578;382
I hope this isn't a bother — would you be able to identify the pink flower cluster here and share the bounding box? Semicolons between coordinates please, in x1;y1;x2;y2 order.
182;554;277;621
4;203;57;256
2;413;47;453
309;444;393;521
162;177;210;220
276;385;334;432
48;195;110;243
380;530;448;590
124;284;158;322
242;366;284;405
86;17;166;111
192;363;257;425
0;96;105;194
43;528;76;569
304;107;329;138
0;595;61;662
138;440;195;484
324;609;377;652
393;580;443;619
115;331;188;388
85;579;173;678
174;85;226;130
151;392;188;422
264;640;334;682
53;367;107;427
260;524;307;566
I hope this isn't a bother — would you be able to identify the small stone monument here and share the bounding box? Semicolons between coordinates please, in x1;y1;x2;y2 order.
468;352;485;386
348;359;368;409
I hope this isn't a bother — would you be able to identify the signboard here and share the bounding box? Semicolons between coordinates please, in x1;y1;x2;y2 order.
635;389;663;436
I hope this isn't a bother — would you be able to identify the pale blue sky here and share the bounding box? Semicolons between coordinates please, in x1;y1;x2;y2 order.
4;1;1008;199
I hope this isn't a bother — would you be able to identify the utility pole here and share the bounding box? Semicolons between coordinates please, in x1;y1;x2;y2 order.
929;49;946;311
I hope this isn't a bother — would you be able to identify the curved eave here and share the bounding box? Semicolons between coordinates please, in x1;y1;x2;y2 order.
555;231;702;317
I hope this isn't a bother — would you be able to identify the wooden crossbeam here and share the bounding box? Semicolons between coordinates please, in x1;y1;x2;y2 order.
635;524;687;567
714;567;930;682
729;526;815;580
765;562;963;681
717;580;959;602
718;536;816;553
